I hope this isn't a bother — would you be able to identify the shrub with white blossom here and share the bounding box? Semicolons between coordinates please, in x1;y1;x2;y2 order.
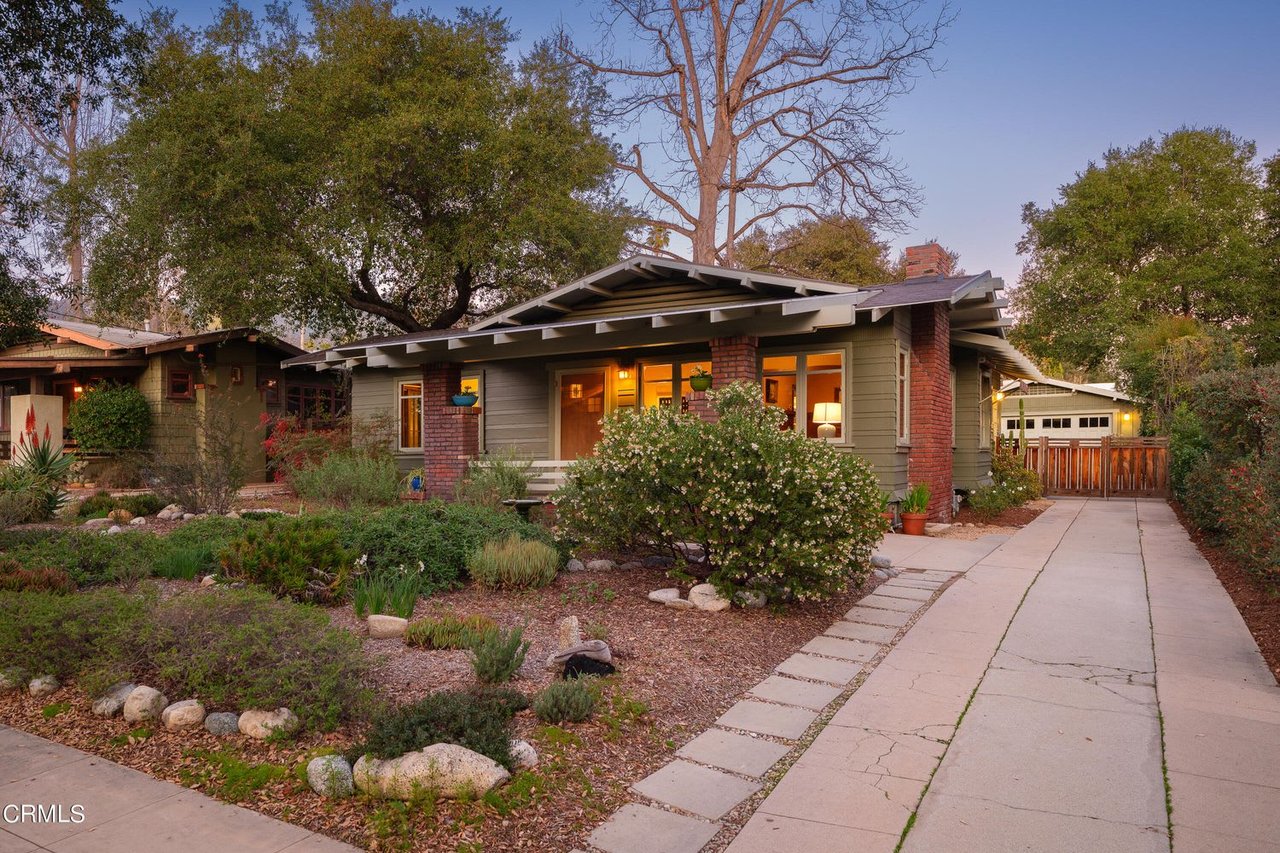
554;382;888;603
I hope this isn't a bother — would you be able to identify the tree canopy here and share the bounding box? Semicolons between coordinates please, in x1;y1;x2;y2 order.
1010;127;1278;374
81;1;631;335
736;216;895;284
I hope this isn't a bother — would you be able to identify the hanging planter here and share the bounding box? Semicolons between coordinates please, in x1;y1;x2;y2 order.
689;368;713;392
451;392;478;407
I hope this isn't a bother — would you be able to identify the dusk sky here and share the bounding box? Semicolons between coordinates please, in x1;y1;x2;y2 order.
116;0;1280;290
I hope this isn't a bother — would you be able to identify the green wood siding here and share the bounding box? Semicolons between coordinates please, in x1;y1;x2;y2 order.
482;360;550;457
0;341;104;359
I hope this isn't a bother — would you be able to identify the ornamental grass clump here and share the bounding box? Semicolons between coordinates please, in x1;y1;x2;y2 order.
555;381;887;603
405;614;497;649
468;535;560;590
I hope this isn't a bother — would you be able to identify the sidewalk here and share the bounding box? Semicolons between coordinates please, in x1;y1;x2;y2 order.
0;725;356;853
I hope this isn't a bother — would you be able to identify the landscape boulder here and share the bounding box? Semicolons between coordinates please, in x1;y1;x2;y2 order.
565;558;585;572
123;686;168;723
353;743;510;800
510;740;538;771
307;755;354;798
91;682;136;717
734;590;767;609
157;504;186;520
129;517;147;526
664;598;697;611
688;583;731;612
0;668;28;694
161;699;206;731
870;554;893;569
81;517;111;530
239;707;299;739
647;588;680;604
204;712;241;736
28;675;60;698
367;615;409;639
584;559;616;572
546;640;612;669
642;555;674;569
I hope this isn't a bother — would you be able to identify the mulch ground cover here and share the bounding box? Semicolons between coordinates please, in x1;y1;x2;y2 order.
0;563;880;851
1171;501;1280;682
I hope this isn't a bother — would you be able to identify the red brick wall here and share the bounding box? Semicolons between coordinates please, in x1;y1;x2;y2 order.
688;335;759;422
421;363;479;500
908;303;953;521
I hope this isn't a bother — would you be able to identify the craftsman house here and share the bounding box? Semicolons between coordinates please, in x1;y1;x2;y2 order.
286;243;1042;521
999;378;1142;439
0;319;344;482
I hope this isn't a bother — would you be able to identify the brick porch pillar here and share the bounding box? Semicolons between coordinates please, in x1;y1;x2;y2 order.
421;363;479;500
687;335;759;422
908;304;953;521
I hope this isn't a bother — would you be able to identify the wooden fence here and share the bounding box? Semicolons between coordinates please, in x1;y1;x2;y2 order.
998;436;1170;499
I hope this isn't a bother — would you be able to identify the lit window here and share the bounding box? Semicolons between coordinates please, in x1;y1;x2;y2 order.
762;352;843;438
399;382;422;449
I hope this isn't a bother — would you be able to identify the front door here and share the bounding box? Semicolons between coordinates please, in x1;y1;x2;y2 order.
559;370;606;459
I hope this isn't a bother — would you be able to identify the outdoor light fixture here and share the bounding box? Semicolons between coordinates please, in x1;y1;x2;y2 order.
994;391;1005;402
617;368;631;380
813;402;841;439
1123;412;1132;421
73;386;83;394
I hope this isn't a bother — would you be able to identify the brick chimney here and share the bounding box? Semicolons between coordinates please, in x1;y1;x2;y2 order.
904;242;954;279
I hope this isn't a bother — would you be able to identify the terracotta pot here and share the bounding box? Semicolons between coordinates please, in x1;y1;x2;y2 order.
880;510;896;529
900;512;928;536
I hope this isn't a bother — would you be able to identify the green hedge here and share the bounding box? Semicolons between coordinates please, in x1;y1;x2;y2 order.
1175;365;1280;586
67;384;151;453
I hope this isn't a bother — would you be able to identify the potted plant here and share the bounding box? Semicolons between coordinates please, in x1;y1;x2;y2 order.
401;467;426;500
878;491;896;529
689;366;713;392
899;483;930;535
451;391;478;407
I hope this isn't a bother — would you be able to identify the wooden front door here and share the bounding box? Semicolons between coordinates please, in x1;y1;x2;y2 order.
559;370;606;459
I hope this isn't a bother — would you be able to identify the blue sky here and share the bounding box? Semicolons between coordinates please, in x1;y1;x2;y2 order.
117;0;1280;288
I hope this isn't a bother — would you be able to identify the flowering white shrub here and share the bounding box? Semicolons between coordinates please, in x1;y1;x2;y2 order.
554;382;887;603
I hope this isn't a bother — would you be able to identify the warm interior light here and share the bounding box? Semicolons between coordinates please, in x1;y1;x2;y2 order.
813;402;841;439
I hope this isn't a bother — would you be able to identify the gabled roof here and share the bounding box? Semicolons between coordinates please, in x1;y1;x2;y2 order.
470;255;859;330
40;317;174;351
1001;377;1133;402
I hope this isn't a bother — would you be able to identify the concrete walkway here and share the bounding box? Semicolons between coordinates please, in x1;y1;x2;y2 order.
596;497;1280;852
0;725;356;853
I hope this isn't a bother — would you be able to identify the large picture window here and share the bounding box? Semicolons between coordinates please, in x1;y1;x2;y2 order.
639;359;711;410
762;351;844;440
399;382;422;449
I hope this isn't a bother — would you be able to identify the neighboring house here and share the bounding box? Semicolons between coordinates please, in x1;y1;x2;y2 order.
285;243;1042;521
0;318;344;482
999;378;1142;439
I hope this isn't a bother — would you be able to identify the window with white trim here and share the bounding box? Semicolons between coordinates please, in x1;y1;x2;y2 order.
1080;415;1109;429
399;382;422;449
761;351;845;440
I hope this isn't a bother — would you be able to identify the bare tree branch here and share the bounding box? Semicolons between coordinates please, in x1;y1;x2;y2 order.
561;0;948;263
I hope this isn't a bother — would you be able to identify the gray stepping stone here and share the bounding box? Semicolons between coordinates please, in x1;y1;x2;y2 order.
856;594;919;613
874;584;934;602
677;729;791;777
886;577;945;590
826;620;897;643
775;652;863;685
800;635;879;662
749;675;843;711
717;700;817;740
588;803;719;853
631;759;761;820
843;606;913;627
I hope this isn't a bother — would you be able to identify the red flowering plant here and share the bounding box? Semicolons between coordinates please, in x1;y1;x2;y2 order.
1;404;74;522
260;413;351;482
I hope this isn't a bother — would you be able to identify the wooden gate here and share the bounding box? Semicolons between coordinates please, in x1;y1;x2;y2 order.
1005;437;1169;498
